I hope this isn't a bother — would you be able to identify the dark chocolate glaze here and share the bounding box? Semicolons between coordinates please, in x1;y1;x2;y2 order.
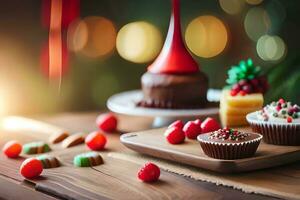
138;72;208;109
198;132;261;144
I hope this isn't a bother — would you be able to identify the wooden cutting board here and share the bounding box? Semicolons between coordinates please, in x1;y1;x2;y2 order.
120;127;300;173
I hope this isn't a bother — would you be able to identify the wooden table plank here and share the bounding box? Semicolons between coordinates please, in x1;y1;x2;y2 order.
0;113;279;199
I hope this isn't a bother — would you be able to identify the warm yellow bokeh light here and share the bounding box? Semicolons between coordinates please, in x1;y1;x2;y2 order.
80;16;117;58
219;0;245;15
244;7;270;41
67;19;88;52
246;0;263;5
116;21;163;63
256;34;286;61
185;15;228;58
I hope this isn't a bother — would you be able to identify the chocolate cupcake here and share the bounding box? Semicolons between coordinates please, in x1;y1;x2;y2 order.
197;128;262;160
247;99;300;145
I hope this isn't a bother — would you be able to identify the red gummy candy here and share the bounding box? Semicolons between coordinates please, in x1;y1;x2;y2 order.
183;121;201;140
96;113;117;132
20;158;43;179
85;131;107;151
138;162;160;182
168;120;184;129
201;117;221;133
164;127;185;144
2;141;22;158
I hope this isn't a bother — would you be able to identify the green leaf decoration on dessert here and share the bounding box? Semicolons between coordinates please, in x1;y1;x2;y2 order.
226;58;269;96
226;59;261;85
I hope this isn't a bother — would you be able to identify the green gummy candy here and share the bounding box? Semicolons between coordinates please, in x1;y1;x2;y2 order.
74;154;91;167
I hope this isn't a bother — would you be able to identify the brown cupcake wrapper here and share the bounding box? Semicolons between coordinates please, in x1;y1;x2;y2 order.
247;121;300;146
198;136;262;160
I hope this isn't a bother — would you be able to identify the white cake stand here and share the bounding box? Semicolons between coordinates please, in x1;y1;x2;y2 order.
107;89;221;128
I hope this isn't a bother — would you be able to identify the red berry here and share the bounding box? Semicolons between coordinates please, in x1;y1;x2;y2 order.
138;162;160;182
96;113;117;132
20;158;43;179
2;141;22;158
287;117;293;123
164;127;185;144
168;120;184;129
230;89;238;96
85;131;107;151
242;84;253;94
239;90;246;96
194;119;202;126
201;117;221;133
232;83;240;91
238;79;248;87
250;78;259;87
183;121;201;139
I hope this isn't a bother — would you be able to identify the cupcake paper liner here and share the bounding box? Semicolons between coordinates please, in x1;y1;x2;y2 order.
246;112;300;146
197;134;262;160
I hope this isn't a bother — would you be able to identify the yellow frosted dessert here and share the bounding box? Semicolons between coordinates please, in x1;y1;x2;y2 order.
219;59;268;127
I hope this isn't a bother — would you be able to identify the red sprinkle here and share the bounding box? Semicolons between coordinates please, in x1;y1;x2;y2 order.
287;117;293;123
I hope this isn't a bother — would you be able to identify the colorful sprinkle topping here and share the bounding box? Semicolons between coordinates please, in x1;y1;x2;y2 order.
209;127;249;141
259;99;299;123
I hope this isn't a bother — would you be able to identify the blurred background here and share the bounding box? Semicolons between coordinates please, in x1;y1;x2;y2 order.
0;0;299;116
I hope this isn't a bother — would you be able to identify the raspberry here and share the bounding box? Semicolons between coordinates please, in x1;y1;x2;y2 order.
201;117;221;133
164;127;185;144
85;131;107;151
2;141;22;158
193;119;202;126
138;162;160;182
168;120;184;129
242;84;253;94
183;121;201;139
232;83;240;91
96;113;117;132
20;158;43;179
278;98;285;104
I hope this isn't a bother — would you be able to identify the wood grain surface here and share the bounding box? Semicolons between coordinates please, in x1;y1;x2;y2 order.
0;113;278;200
120;127;300;173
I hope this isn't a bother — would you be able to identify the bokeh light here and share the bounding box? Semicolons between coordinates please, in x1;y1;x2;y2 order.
116;21;163;63
185;15;228;58
80;16;117;58
244;7;270;41
245;0;263;5
219;0;245;15
256;34;286;61
67;19;88;52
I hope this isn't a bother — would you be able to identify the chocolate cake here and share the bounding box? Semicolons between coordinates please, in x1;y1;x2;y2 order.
138;0;208;109
139;72;208;108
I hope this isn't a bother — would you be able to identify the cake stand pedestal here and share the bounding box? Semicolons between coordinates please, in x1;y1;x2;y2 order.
107;90;220;128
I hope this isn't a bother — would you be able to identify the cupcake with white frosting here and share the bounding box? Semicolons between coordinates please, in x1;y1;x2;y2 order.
246;99;300;145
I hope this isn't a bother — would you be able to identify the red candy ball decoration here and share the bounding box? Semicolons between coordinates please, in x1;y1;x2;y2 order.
138;162;160;182
164;126;185;144
201;117;221;133
168;120;184;129
183;121;201;140
85;131;107;151
20;158;43;179
96;113;117;133
2;141;22;158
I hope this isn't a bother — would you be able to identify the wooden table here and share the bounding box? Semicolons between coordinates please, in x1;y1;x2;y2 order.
0;112;278;200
